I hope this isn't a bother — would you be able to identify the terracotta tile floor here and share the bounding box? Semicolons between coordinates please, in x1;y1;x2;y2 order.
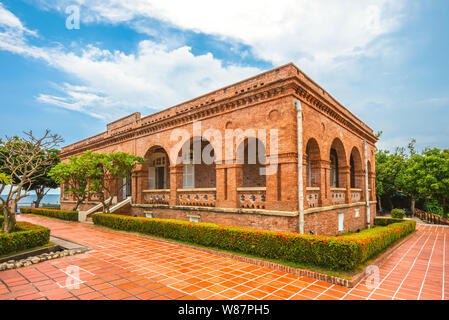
0;215;447;300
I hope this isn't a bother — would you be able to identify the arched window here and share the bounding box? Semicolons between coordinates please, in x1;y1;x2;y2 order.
350;155;356;188
237;138;266;188
305;138;321;188
306;155;312;187
330;148;339;188
180;137;216;189
145;146;170;190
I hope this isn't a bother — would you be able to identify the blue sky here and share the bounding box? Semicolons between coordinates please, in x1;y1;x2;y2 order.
1;0;448;156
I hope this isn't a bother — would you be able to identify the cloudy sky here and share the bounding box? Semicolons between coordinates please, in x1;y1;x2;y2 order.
0;0;448;152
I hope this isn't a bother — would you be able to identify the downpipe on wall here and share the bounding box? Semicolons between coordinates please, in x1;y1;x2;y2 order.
295;99;304;234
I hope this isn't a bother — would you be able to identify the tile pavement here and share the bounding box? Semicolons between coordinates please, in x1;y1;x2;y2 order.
0;214;447;300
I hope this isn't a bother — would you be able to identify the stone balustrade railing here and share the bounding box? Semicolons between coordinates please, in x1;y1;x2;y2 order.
177;188;216;207
331;188;346;205
351;189;363;203
237;187;266;210
306;187;320;208
143;189;170;205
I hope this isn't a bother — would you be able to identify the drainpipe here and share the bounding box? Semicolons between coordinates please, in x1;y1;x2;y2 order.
295;99;304;234
363;140;371;228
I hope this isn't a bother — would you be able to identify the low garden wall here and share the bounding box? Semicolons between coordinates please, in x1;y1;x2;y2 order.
0;216;51;256
93;214;416;271
20;208;78;222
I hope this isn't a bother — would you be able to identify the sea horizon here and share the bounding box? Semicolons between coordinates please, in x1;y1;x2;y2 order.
1;193;60;205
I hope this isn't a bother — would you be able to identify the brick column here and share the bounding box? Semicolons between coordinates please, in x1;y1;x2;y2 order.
169;165;183;206
319;160;330;207
265;163;279;210
131;170;138;204
134;170;148;204
340;166;352;204
357;169;366;202
216;163;242;208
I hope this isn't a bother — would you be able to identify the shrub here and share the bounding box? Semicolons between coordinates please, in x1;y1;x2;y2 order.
93;214;416;271
374;217;404;226
0;218;50;256
390;209;405;220
20;207;78;222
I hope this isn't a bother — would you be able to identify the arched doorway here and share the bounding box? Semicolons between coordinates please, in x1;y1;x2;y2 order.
236;137;267;188
146;146;170;190
179;137;216;189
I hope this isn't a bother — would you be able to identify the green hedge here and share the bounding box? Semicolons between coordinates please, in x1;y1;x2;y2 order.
20;207;78;222
93;214;416;271
0;216;50;256
374;217;405;226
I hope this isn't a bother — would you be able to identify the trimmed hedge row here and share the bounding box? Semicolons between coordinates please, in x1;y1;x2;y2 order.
20;207;79;222
0;216;51;256
93;214;416;271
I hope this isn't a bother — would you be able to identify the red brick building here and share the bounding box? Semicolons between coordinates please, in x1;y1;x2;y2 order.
59;63;377;236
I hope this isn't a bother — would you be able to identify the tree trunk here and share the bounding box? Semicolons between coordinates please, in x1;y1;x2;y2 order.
411;198;416;216
3;205;16;233
35;192;44;208
377;195;383;213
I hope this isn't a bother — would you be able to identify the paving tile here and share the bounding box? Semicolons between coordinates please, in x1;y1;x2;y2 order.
1;215;446;301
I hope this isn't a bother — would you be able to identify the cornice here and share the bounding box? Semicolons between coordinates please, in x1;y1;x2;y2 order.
60;66;378;159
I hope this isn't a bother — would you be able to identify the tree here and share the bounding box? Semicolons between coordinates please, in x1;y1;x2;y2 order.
411;148;449;219
49;152;91;211
375;147;407;211
396;139;421;214
85;151;145;213
0;130;64;233
23;149;60;208
50;151;145;213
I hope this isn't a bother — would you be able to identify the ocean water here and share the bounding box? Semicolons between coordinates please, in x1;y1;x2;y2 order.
1;194;60;206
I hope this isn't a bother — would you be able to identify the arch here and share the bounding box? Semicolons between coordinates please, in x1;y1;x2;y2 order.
178;137;217;189
305;138;321;188
236;137;267;188
145;145;171;190
350;146;363;188
329;138;347;188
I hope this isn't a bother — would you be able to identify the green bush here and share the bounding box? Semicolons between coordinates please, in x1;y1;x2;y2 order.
20;207;78;222
93;214;416;271
390;209;405;220
0;217;50;256
374;217;405;226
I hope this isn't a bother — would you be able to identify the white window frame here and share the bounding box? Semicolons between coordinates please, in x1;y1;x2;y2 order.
189;216;199;223
338;213;344;232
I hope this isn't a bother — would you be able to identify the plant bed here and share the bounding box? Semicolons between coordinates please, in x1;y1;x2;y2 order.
0;216;51;257
0;242;57;262
90;217;416;287
0;233;91;271
93;214;416;272
20;207;78;222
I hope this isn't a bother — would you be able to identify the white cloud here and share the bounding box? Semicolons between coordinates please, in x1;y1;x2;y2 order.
0;5;260;121
1;1;411;128
33;0;406;71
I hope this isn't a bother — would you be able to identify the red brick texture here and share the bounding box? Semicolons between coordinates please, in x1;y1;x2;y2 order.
59;63;378;236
